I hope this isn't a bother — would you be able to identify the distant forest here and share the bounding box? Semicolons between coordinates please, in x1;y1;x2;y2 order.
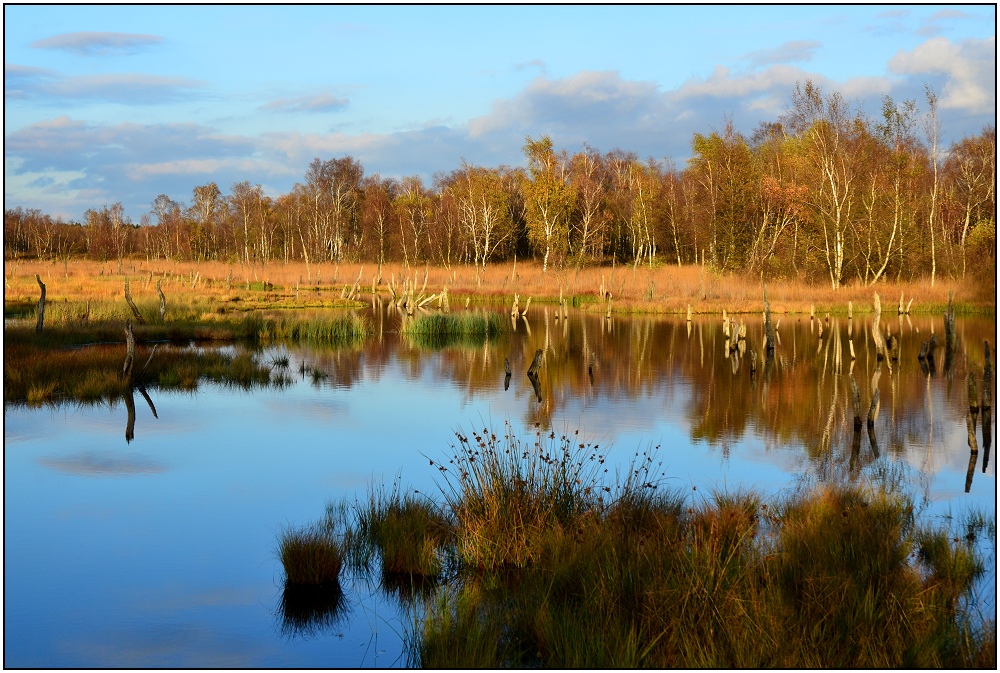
5;81;995;289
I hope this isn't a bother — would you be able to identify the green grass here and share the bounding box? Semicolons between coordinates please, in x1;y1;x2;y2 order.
255;313;371;345
402;310;508;349
295;421;996;669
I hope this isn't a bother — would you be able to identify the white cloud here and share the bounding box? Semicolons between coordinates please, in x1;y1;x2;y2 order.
889;36;995;113
260;93;350;114
30;31;163;56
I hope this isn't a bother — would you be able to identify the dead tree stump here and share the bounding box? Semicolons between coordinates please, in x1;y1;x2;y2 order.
35;274;46;333
123;322;136;383
125;278;145;324
156;279;166;322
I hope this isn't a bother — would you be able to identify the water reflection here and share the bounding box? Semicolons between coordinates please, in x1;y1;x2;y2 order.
124;385;158;443
277;583;348;639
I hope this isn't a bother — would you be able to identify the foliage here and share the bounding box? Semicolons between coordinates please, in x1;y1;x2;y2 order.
7;85;993;285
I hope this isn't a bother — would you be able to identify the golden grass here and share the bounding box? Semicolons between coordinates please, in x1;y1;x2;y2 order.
5;257;993;318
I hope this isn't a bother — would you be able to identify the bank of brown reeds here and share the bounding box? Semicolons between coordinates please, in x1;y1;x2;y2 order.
6;258;991;321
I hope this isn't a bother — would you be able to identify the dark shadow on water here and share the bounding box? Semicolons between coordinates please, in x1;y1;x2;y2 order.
380;570;442;604
278;582;348;639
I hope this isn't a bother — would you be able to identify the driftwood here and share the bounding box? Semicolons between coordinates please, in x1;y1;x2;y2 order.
511;293;520;318
686;304;692;322
125;278;146;324
504;357;511;391
35;274;46;333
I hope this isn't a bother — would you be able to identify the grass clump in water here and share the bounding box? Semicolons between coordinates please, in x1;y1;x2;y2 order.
402;311;507;349
257;313;371;345
278;523;344;588
356;483;454;579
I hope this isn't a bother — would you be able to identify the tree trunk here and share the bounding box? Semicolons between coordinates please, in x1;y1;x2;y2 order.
124;278;145;324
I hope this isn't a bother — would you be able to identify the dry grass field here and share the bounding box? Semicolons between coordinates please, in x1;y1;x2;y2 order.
4;257;993;317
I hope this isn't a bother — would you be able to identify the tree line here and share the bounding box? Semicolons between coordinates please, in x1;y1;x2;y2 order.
5;81;995;288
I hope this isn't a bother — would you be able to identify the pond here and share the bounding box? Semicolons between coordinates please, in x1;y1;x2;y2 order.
4;303;996;667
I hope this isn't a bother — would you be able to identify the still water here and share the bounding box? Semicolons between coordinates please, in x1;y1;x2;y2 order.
4;305;996;667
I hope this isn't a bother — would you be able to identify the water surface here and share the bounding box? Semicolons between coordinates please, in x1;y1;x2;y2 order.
4;305;996;667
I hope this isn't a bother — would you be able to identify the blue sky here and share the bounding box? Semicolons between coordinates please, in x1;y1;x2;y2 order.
4;4;995;222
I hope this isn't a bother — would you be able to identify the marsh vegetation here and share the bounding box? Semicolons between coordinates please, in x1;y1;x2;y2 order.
280;423;995;668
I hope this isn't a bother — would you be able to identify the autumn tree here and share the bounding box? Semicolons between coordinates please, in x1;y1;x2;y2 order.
522;136;576;271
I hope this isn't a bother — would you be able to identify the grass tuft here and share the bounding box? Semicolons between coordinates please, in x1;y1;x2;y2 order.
278;524;344;588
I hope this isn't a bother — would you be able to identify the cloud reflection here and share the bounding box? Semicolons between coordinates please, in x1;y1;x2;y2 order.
38;451;167;477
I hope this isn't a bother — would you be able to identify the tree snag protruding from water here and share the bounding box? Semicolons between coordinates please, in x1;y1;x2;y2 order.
156;279;166;322
872;292;887;361
123;322;136;383
35;274;46;333
528;349;543;377
124;278;145;324
762;285;776;355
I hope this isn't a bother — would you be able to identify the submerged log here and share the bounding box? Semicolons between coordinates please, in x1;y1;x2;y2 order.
35;274;46;333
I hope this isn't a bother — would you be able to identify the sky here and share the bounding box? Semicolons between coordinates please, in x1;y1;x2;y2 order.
4;4;996;223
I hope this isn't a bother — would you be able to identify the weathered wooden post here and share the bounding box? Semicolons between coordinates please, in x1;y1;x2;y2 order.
511;293;520;318
156;279;166;322
898;292;905;315
35;274;46;333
